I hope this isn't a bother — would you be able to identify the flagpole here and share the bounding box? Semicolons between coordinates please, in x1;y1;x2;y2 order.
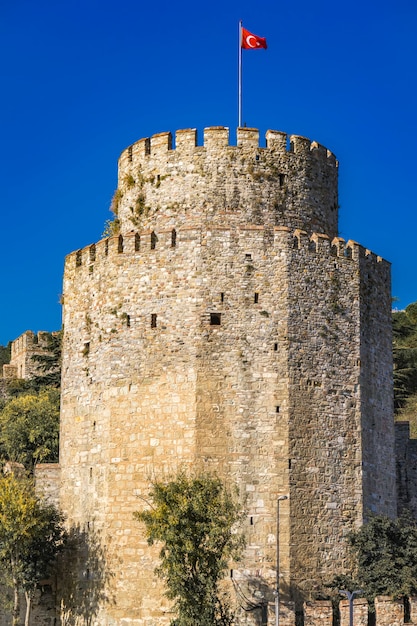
238;20;242;128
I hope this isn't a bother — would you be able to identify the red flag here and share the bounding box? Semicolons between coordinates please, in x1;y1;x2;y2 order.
241;27;267;50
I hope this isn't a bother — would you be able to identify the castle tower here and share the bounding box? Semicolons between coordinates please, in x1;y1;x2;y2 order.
59;127;396;624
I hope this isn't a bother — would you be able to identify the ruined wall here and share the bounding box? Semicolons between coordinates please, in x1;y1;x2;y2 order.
60;127;395;625
2;330;53;380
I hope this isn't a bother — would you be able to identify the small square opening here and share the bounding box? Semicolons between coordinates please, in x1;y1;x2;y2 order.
210;313;221;326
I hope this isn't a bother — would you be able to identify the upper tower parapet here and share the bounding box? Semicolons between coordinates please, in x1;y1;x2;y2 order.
116;126;339;236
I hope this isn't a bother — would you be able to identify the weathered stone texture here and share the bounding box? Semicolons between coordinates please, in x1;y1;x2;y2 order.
340;598;368;626
59;127;396;624
116;127;338;238
2;330;54;380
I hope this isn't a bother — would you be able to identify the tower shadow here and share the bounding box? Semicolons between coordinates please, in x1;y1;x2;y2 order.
58;524;114;626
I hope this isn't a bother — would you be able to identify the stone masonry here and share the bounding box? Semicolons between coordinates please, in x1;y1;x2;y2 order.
2;330;55;380
59;126;396;625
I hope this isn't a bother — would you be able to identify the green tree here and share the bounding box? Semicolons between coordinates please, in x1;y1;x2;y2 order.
331;514;417;606
0;388;60;472
0;472;65;626
0;343;11;370
393;303;417;410
30;331;62;389
134;472;245;626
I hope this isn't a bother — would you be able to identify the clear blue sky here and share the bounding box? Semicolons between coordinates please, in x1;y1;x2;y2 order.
0;0;416;346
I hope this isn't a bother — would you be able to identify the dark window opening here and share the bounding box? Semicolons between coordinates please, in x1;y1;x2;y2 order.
274;343;278;351
76;250;82;267
210;313;221;326
83;342;90;357
220;292;224;302
279;174;286;187
151;314;157;328
151;231;157;250
89;244;96;262
254;292;259;303
144;137;151;155
135;233;140;251
276;406;280;413
288;459;292;469
250;516;254;525
171;229;177;247
245;253;252;261
118;234;124;253
255;154;260;161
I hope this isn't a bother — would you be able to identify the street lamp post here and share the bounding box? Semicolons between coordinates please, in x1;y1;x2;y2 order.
338;589;363;626
275;495;288;626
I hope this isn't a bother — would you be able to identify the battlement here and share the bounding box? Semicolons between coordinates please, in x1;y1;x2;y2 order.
65;226;389;278
119;127;337;165
2;330;55;380
115;126;339;238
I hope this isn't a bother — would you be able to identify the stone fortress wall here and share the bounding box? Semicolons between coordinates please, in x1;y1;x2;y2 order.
58;126;397;625
2;330;53;380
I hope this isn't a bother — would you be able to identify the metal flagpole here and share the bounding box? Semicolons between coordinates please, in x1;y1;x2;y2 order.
238;20;242;128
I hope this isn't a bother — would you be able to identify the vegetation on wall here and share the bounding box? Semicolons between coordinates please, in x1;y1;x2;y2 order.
134;472;245;626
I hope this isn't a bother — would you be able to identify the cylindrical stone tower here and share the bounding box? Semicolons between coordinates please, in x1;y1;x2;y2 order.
59;127;396;625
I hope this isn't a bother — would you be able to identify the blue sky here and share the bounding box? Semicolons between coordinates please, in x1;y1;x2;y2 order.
0;0;416;346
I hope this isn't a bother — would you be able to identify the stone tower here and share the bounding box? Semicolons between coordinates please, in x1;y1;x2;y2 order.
59;126;396;624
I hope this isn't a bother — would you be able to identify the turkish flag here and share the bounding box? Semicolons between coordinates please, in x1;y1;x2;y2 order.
241;27;267;50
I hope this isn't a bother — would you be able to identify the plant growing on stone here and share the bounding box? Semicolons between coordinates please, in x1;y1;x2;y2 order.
134;472;245;626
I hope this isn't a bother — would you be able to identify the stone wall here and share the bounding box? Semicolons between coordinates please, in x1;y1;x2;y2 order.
116;127;339;238
2;330;54;380
59;127;395;625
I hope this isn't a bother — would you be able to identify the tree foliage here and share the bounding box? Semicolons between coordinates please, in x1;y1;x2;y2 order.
30;331;62;389
0;388;60;471
134;472;245;626
331;514;417;605
393;303;417;411
0;472;65;626
0;343;11;369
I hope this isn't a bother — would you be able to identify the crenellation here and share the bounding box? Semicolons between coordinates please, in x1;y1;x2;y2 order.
203;125;229;148
175;127;197;150
150;130;172;155
266;129;287;152
289;134;311;154
237;126;260;147
310;141;328;160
